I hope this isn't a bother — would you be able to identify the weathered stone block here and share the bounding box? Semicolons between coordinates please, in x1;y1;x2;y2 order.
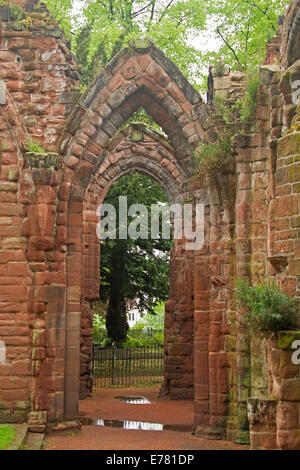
277;401;300;430
277;429;300;450
279;379;300;402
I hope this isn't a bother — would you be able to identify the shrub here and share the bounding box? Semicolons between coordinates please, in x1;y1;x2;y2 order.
10;5;23;21
92;309;108;345
123;323;164;348
214;94;231;123
92;301;165;348
238;69;260;124
236;279;299;338
193;132;232;179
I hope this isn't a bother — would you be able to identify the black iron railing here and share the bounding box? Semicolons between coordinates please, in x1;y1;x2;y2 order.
92;345;164;387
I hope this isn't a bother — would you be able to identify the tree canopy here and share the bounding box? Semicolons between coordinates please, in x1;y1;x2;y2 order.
45;0;289;90
46;0;207;86
206;0;290;72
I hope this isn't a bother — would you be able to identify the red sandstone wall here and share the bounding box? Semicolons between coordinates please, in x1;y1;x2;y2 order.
0;0;80;426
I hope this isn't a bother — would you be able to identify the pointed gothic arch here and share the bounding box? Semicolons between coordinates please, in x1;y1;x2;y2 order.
57;41;213;419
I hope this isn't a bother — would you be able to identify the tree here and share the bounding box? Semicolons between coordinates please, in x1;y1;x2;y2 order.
206;0;290;72
45;0;290;91
45;0;208;87
100;171;172;345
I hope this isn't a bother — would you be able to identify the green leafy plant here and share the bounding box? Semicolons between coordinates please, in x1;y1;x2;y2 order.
214;68;259;126
210;0;289;73
238;69;260;124
10;5;24;21
123;302;164;348
25;139;45;153
214;94;236;124
236;278;299;338
93;300;165;348
92;303;109;345
193;132;232;179
123;325;164;348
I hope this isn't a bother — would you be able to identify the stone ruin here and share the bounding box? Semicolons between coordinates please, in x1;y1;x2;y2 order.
0;0;299;450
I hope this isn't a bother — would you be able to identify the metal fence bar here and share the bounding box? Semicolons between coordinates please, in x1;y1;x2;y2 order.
92;345;164;388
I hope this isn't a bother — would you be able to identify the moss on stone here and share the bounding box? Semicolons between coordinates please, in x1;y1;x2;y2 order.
129;38;152;52
131;129;143;142
32;329;40;347
234;430;250;445
16;401;30;410
8;167;18;181
279;70;291;95
290;132;300;154
278;331;300;349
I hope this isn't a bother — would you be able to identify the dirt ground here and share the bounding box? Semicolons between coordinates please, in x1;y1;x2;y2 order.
44;386;248;451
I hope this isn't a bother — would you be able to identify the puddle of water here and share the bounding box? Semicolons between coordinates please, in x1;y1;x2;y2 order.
114;396;151;404
81;417;163;431
80;417;191;432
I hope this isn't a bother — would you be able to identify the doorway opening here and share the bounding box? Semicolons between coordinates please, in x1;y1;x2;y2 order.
91;171;172;389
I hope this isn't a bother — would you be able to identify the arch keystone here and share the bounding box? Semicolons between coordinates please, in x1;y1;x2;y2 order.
129;38;152;52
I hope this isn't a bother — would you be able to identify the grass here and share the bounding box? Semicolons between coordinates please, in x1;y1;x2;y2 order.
0;424;15;450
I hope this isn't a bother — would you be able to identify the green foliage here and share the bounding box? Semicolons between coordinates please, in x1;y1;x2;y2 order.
142;301;165;330
10;5;24;21
44;0;207;88
93;300;165;347
44;0;74;35
124;327;164;348
123;328;164;348
93;311;108;343
25;139;45;153
193;131;232;179
121;108;166;136
43;0;288;94
236;279;299;338
214;68;260;126
208;0;290;72
238;69;260;124
197;67;260;178
0;424;15;450
123;301;165;347
214;94;233;124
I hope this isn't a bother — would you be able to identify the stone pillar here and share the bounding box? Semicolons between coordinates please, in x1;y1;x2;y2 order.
248;331;300;450
248;397;278;449
161;238;194;400
25;152;61;431
64;193;83;419
233;134;253;444
269;331;300;450
80;204;99;399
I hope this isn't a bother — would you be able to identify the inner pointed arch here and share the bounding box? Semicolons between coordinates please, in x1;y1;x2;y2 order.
61;39;213;199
